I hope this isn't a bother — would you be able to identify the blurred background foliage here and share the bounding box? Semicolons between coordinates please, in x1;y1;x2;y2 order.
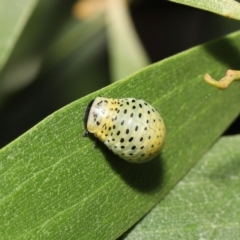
0;0;240;148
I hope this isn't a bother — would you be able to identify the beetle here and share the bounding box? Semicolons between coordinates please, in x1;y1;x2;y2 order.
84;97;166;163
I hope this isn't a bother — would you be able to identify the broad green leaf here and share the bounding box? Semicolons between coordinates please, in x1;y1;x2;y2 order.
106;0;150;81
0;30;240;239
170;0;240;20
123;135;240;239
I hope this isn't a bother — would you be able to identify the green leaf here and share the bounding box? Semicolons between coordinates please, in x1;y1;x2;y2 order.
170;0;240;20
106;0;150;81
123;135;240;239
0;0;37;71
0;0;39;100
0;30;240;239
41;16;109;102
0;0;75;100
44;16;105;68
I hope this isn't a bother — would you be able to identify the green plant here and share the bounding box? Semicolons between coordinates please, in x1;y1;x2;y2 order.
0;0;240;239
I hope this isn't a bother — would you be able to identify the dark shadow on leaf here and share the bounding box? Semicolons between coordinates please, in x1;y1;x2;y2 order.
96;141;164;193
203;36;240;70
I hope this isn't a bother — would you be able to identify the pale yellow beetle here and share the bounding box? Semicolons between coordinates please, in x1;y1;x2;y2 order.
84;97;166;163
